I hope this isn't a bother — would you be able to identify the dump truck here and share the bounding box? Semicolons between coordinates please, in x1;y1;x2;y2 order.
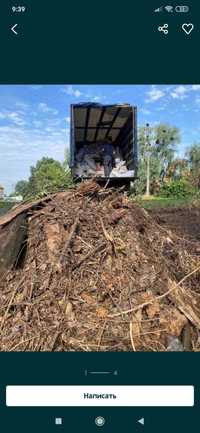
70;103;138;186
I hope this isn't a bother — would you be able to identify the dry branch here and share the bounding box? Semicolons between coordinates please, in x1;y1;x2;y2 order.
108;265;200;318
59;214;80;265
0;181;200;352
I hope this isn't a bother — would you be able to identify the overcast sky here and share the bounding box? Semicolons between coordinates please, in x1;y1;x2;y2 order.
0;84;200;194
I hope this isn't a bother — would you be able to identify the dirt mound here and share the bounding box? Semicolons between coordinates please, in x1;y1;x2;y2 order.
0;181;200;352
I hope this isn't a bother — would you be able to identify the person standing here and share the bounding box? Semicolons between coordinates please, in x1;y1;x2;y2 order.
102;137;114;177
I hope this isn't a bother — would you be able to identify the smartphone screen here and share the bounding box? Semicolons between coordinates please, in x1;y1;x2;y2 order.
0;1;199;431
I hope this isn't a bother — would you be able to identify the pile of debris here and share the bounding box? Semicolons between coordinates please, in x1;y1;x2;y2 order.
74;144;134;178
75;156;134;178
110;158;134;178
0;180;200;352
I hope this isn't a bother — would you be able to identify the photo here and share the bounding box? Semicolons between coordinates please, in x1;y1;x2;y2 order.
0;84;200;352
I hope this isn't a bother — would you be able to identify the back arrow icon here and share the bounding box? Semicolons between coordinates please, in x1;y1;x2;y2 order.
11;24;18;35
138;418;144;426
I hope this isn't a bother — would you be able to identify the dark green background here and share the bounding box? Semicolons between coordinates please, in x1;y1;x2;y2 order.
0;1;199;431
0;353;199;432
0;0;198;83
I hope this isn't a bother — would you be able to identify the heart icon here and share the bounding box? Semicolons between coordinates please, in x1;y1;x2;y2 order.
182;23;194;35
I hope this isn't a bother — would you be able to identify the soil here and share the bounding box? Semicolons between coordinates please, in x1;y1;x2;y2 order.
150;207;200;242
0;181;199;352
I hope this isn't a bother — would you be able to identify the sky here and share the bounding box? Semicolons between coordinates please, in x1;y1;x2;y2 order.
0;84;200;194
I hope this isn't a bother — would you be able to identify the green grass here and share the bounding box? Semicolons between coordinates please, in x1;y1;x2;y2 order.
135;196;195;210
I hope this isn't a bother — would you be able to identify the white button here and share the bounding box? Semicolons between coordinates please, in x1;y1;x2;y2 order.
6;385;194;407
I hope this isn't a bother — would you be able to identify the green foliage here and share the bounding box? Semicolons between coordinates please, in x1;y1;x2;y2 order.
134;123;181;195
139;196;194;210
0;202;14;216
187;143;200;187
15;180;30;197
14;157;73;199
160;179;196;198
166;158;189;181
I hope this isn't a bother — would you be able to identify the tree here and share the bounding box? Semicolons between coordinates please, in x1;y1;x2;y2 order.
14;157;73;199
165;158;189;181
187;143;200;188
152;124;180;182
135;123;181;195
14;180;29;197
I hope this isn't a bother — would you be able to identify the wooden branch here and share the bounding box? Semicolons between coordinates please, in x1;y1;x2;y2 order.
60;214;80;264
72;242;107;271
